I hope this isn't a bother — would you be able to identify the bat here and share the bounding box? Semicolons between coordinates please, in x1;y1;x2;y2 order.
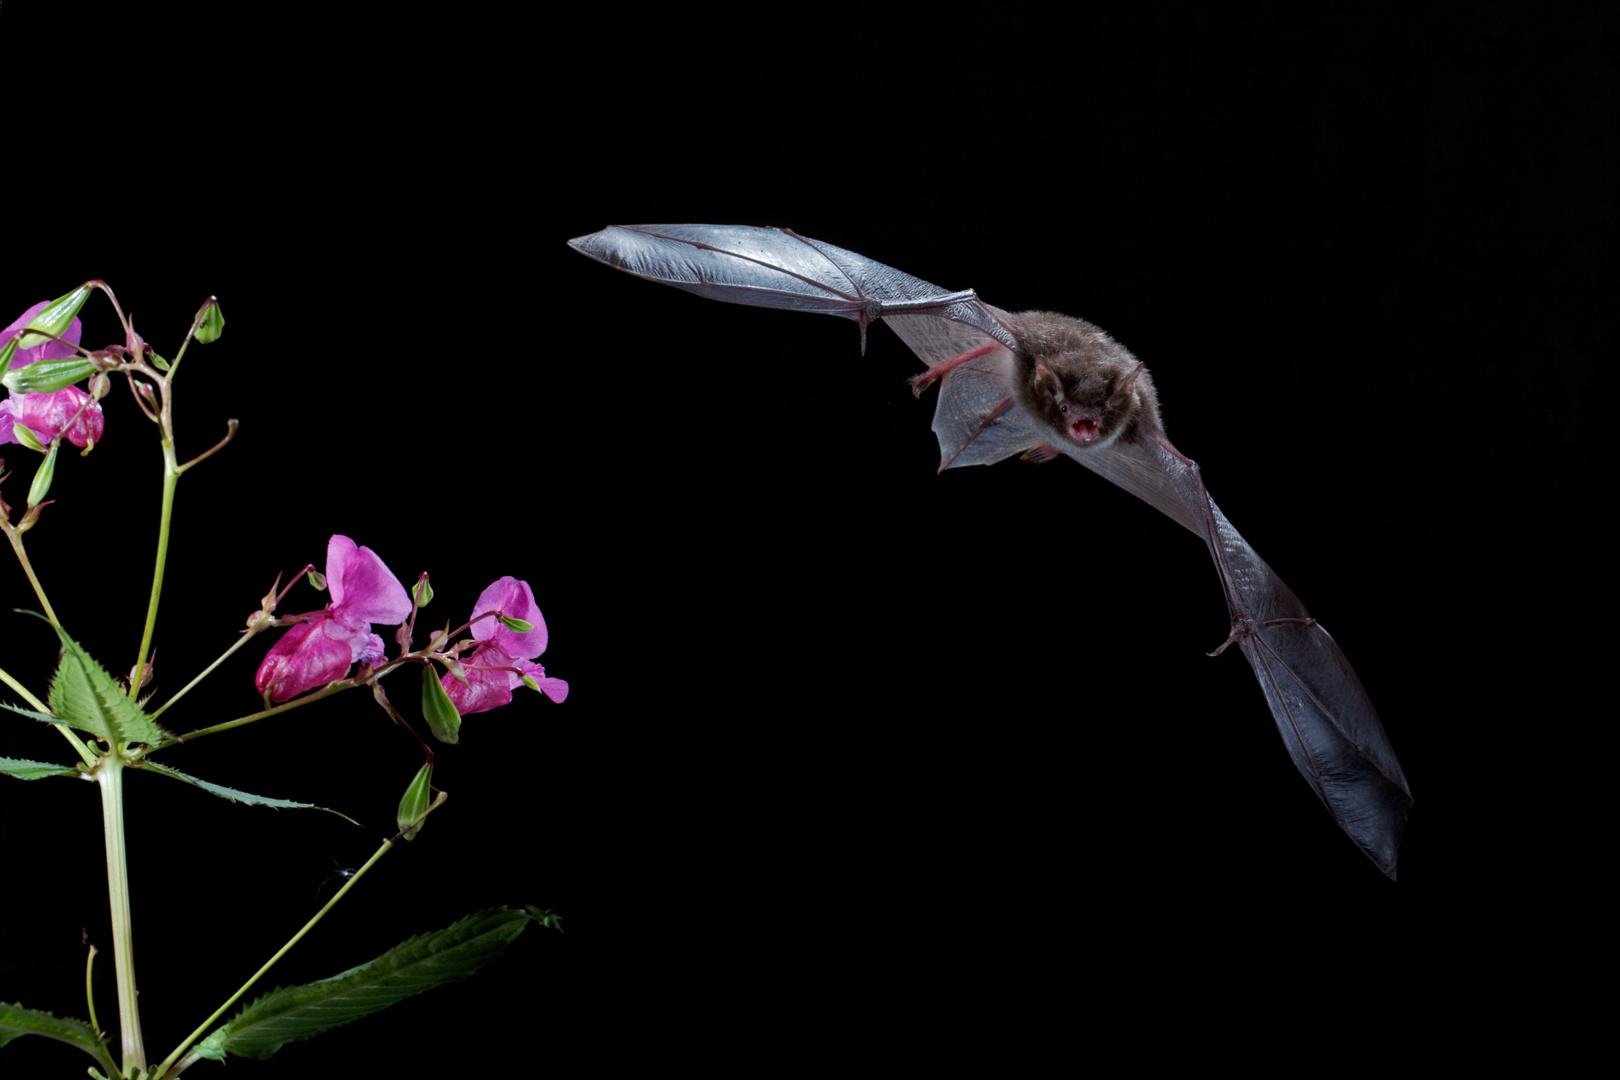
567;224;1412;878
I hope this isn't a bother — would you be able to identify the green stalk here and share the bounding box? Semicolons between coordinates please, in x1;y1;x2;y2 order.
96;753;146;1074
130;443;179;700
151;793;447;1079
148;622;268;724
2;521;60;625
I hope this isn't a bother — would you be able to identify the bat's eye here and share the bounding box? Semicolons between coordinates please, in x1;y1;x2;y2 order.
1058;402;1069;413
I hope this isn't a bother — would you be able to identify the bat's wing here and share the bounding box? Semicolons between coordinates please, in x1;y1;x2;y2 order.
567;224;1042;467
1146;434;1413;877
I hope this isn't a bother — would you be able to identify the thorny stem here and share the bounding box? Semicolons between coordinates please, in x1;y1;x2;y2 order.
151;793;449;1080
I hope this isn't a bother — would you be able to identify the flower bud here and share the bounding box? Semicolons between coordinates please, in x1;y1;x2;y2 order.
11;424;46;453
306;569;327;591
194;298;225;344
498;615;535;633
396;761;433;841
1;285;91;367
413;576;433;608
27;443;57;506
421;663;462;745
2;358;98;395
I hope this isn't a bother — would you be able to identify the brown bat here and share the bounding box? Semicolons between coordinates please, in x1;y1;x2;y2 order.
568;223;1413;878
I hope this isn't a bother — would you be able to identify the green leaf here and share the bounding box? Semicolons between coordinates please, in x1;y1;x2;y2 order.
1;356;98;394
131;760;360;825
0;1000;112;1067
395;761;432;840
202;907;540;1061
421;664;461;744
40;619;165;745
0;755;82;780
0;699;69;725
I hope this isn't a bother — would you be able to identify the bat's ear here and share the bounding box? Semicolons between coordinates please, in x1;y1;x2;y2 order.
1031;358;1061;399
1110;362;1147;406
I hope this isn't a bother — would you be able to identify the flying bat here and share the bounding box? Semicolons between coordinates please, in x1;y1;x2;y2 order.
567;223;1413;878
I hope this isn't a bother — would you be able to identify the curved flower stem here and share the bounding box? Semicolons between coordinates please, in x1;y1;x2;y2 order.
150;792;449;1080
95;753;146;1074
129;441;179;701
2;519;60;625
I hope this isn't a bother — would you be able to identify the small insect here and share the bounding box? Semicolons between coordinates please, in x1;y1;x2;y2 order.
315;857;358;903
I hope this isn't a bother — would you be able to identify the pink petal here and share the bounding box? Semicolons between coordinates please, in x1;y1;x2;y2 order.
255;616;360;703
324;534;412;626
4;301;83;369
441;645;521;716
469;576;548;659
18;387;104;448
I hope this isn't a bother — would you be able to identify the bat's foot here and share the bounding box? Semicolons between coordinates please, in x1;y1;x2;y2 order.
1206;616;1317;657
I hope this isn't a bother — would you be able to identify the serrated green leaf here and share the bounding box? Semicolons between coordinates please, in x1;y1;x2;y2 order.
40;620;165;745
421;664;461;744
0;1000;113;1068
0;699;69;725
208;907;539;1060
0;755;82;780
1;356;98;394
131;760;359;825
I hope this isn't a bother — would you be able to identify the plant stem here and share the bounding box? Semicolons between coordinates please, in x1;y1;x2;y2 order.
148;623;267;724
96;753;146;1074
151;793;447;1079
2;520;60;625
130;444;179;700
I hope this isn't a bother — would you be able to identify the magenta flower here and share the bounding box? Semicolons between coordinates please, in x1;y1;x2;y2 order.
255;535;413;703
1;301;101;449
441;576;568;716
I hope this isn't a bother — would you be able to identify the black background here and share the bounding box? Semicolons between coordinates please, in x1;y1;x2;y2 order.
0;3;1610;1072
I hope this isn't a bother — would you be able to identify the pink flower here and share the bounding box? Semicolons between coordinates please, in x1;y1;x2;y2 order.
441;576;568;716
255;535;413;703
1;301;101;449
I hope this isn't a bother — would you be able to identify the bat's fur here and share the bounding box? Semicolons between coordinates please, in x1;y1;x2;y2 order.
1006;311;1164;451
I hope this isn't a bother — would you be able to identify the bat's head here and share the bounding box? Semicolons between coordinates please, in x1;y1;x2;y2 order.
1008;312;1161;451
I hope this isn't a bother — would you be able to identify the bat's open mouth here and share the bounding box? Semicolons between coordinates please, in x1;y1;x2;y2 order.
1070;418;1100;443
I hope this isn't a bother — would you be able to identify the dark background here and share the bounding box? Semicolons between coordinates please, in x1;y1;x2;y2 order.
1;2;1610;1071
